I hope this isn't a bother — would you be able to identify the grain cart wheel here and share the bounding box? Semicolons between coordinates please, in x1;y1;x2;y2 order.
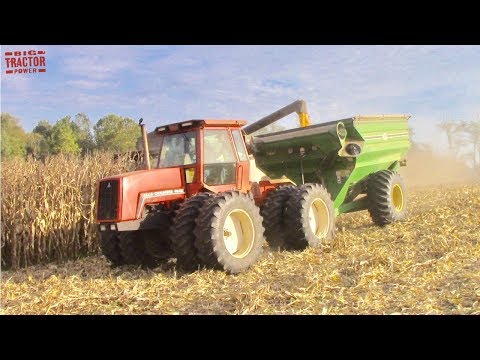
194;191;265;274
119;231;157;268
100;232;124;266
260;185;296;249
284;184;335;250
367;170;407;226
171;193;213;271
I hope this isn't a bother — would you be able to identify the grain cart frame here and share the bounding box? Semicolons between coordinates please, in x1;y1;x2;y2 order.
96;100;410;273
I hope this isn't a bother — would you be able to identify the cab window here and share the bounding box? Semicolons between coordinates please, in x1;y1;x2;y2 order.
232;130;249;162
157;131;197;168
203;129;236;185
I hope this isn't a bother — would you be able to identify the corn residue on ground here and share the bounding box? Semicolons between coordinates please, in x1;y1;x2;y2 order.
1;184;479;314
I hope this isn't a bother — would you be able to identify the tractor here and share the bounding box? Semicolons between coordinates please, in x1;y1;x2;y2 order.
96;100;410;273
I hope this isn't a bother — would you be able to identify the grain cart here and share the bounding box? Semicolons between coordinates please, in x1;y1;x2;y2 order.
96;100;410;273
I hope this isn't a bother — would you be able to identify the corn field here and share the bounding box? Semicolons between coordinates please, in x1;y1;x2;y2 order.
1;153;136;270
2;184;479;314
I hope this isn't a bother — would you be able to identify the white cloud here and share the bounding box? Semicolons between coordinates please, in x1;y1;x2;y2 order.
66;79;112;90
1;45;479;148
63;55;132;80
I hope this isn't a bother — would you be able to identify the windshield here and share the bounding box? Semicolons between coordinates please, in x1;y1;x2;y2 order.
157;131;197;168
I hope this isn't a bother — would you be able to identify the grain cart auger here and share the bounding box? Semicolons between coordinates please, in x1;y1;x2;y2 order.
96;100;411;273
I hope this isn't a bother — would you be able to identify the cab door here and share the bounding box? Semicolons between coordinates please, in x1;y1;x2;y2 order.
202;129;238;192
231;129;250;192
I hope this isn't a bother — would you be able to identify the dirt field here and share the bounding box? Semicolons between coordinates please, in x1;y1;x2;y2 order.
1;183;479;315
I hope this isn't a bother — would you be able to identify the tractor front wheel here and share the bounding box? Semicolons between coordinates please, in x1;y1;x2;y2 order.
194;191;265;274
100;231;124;267
143;229;173;263
118;231;158;268
142;212;175;263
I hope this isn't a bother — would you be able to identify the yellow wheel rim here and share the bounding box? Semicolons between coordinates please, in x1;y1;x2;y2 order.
223;209;255;259
308;198;330;239
392;184;404;212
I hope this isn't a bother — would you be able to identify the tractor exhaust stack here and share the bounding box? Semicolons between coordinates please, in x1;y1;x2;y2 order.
139;118;151;170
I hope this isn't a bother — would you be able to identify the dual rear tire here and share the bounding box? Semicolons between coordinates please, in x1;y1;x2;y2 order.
169;191;266;274
262;184;336;251
193;192;265;274
284;184;336;250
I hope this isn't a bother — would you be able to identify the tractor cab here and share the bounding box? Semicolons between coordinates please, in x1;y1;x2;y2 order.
152;119;251;196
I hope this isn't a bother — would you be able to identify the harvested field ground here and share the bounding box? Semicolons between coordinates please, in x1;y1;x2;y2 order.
1;184;479;315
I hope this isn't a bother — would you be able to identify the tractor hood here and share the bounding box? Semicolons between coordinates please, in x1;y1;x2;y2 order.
98;168;185;222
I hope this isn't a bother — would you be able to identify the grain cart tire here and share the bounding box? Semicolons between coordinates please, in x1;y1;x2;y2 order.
119;231;157;268
100;232;124;266
260;185;297;250
194;191;265;274
367;170;407;226
171;193;213;271
284;184;336;250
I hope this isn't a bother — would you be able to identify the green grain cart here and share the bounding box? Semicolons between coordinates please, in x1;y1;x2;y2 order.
245;101;411;251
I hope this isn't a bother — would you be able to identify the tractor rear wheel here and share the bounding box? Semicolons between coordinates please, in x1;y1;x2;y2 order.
260;185;296;250
284;184;335;250
194;191;265;274
118;231;158;268
100;232;124;266
171;193;213;271
367;170;407;226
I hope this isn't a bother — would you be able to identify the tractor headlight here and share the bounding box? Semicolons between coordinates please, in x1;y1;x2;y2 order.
345;143;362;156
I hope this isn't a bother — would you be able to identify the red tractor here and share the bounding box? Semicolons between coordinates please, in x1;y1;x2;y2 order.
97;101;312;273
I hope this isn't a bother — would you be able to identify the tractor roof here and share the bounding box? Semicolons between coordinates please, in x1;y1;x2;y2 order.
154;119;247;133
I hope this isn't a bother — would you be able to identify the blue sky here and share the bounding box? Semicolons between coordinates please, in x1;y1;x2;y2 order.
1;45;479;148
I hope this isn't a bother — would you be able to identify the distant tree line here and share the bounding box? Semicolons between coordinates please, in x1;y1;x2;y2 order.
437;118;480;169
3;112;479;170
1;113;141;160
